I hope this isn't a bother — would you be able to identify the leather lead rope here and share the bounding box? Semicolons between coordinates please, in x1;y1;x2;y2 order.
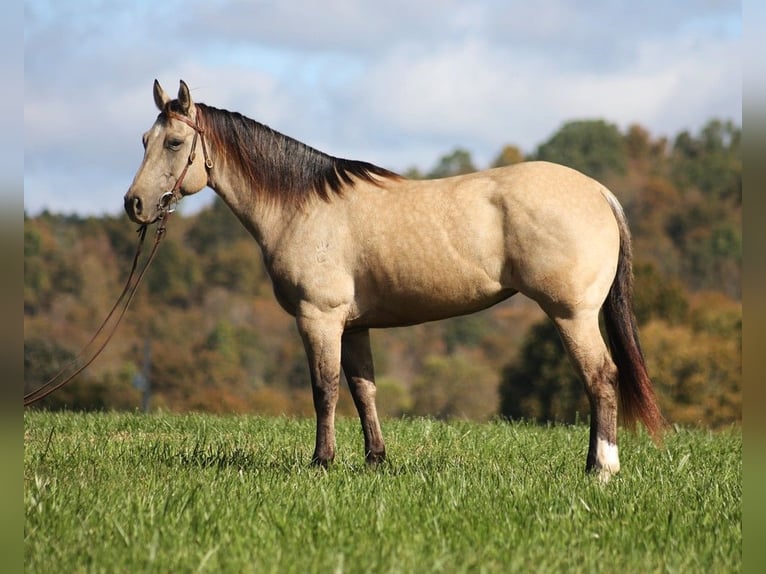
24;108;211;407
23;212;173;407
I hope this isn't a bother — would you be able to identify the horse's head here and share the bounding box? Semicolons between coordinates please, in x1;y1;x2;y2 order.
124;80;211;224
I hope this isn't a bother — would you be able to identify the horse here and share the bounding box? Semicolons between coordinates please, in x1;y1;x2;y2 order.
125;79;664;481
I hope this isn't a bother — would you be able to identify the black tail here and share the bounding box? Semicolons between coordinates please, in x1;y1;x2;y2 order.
602;191;665;440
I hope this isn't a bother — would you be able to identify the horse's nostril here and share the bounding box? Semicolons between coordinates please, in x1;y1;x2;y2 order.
124;195;143;220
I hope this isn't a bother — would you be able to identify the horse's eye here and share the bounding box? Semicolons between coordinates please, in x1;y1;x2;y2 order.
166;139;184;151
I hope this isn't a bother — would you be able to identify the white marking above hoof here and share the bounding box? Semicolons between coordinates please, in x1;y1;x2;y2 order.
596;438;620;482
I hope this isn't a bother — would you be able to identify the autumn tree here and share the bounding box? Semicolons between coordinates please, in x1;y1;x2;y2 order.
672;119;741;203
185;196;251;254
642;315;740;428
624;124;668;176
632;262;689;325
534;119;627;178
499;319;587;424
427;148;476;178
24;220;83;314
442;314;491;354
410;354;498;421
145;235;203;307
491;144;524;168
24;337;139;411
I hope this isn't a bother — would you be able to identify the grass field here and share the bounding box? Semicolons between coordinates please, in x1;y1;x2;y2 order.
24;411;741;573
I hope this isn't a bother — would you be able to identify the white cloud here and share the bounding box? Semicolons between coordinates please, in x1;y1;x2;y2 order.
23;0;742;215
332;11;740;167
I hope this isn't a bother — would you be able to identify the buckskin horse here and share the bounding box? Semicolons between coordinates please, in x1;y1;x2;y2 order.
125;80;663;481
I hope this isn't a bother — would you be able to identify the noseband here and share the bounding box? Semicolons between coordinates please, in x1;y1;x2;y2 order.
159;110;214;213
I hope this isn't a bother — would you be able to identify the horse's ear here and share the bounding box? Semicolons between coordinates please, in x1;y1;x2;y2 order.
178;80;194;115
153;79;171;111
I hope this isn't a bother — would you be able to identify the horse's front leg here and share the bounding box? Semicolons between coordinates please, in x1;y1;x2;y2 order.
341;329;386;464
297;309;345;467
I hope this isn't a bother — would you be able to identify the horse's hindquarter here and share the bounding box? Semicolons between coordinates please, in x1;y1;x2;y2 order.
493;162;621;312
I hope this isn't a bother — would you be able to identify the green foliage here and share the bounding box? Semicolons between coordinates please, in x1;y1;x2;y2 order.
24;412;742;573
24;222;83;313
534;119;627;178
642;318;740;428
649;119;741;298
632;262;689;325
185;196;251;254
146;236;203;307
375;376;413;418
23;338;75;405
491;144;524;167
23;338;139;411
499;320;587;424
442;314;490;353
401;166;425;179
426;147;476;178
102;215;145;263
672;119;741;203
664;203;741;295
203;239;267;295
204;320;240;363
410;354;498;421
23;228;48;312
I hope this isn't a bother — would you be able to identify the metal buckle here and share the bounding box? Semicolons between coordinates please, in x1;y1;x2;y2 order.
158;191;178;213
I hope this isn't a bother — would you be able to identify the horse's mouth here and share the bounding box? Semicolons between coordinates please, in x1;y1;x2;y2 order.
124;191;177;224
124;194;159;225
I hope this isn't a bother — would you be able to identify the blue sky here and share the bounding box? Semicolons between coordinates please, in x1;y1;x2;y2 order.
24;0;741;216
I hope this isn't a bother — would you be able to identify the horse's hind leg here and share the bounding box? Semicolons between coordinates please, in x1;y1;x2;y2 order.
341;329;386;464
551;310;620;481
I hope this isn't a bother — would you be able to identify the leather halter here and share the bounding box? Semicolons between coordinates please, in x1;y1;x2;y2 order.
158;110;214;212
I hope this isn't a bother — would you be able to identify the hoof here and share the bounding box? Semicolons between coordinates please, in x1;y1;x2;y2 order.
586;461;620;483
588;466;617;484
365;450;386;466
310;454;333;468
586;438;620;483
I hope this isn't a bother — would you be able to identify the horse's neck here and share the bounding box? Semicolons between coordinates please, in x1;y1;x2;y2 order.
208;167;296;259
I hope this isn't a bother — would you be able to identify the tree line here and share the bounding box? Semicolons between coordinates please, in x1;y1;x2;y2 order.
24;118;741;428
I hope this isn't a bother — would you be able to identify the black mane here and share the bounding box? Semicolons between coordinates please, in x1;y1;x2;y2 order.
195;103;399;206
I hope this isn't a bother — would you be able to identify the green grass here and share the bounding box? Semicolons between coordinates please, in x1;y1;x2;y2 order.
24;412;741;573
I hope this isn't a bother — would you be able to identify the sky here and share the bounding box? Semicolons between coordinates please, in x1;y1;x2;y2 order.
24;0;741;217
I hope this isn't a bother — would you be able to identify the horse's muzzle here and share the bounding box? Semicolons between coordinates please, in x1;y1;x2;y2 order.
123;192;157;224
